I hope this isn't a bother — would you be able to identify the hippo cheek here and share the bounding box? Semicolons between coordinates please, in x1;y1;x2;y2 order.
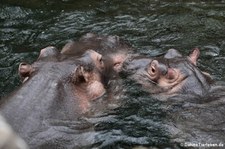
87;81;106;100
72;65;106;100
77;81;105;113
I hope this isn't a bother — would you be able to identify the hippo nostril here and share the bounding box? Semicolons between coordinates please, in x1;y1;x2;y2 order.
150;60;158;74
148;59;169;80
147;60;159;81
151;66;156;74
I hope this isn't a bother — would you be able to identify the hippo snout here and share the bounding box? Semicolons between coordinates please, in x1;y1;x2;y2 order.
147;60;167;81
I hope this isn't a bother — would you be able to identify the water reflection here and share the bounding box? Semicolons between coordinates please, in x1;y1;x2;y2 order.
1;0;225;148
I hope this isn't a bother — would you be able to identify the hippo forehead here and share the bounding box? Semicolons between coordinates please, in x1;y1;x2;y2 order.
33;53;95;76
64;33;131;55
31;60;77;79
155;55;187;67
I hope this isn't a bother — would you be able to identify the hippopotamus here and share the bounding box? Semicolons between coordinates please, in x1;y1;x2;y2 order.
122;48;225;146
0;33;135;148
122;48;213;100
61;33;134;73
0;46;110;148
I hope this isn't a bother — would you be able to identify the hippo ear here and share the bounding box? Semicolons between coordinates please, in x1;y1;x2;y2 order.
202;71;214;84
38;46;59;59
18;62;34;82
73;65;91;84
164;49;182;59
188;48;200;65
61;41;85;55
80;33;96;41
61;41;76;54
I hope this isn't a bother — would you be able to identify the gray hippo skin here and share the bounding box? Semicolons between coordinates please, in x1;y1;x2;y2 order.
123;48;225;147
0;46;108;148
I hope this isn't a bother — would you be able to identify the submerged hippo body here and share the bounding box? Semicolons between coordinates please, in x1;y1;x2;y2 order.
0;46;108;148
123;48;225;145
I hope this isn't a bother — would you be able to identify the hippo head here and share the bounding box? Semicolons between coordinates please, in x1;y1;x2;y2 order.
61;33;133;73
123;48;212;99
17;46;106;113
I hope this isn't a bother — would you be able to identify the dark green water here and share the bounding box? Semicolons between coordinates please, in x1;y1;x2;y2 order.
1;1;225;148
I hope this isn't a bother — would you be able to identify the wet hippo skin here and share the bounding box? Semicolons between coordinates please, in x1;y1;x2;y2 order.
0;46;108;148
